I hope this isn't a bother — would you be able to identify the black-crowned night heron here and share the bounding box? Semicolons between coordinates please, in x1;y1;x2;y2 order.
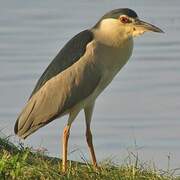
14;8;163;171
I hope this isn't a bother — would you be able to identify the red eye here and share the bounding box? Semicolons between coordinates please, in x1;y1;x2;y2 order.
120;16;130;24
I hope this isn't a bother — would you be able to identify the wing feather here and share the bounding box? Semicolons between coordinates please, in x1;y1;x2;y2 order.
30;30;93;98
14;32;102;139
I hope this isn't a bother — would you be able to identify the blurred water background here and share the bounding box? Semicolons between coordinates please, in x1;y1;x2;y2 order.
0;0;180;169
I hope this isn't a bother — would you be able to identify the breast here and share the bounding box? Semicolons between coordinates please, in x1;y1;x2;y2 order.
93;37;133;93
73;38;134;109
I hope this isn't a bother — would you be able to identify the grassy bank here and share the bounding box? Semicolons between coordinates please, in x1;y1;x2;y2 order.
0;136;179;180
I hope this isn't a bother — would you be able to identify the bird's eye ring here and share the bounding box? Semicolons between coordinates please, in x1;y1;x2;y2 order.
120;16;130;24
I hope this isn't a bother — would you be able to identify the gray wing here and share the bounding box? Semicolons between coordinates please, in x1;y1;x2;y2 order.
29;30;94;98
14;30;102;139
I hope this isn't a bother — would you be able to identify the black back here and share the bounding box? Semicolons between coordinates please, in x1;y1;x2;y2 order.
30;30;93;98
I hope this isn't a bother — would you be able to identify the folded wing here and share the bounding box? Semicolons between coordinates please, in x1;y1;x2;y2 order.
14;30;101;139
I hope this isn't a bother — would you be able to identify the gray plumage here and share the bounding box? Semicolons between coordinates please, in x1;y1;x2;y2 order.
14;29;101;139
14;7;163;145
29;30;94;98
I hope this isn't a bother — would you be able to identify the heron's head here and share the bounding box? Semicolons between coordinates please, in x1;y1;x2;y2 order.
93;8;163;41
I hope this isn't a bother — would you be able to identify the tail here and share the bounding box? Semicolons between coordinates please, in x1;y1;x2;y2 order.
14;97;44;139
14;98;35;139
14;90;58;139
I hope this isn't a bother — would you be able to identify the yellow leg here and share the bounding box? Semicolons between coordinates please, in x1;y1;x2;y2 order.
61;110;79;172
62;125;70;172
86;126;97;168
84;102;98;168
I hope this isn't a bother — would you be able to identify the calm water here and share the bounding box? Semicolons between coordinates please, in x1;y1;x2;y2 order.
0;0;180;169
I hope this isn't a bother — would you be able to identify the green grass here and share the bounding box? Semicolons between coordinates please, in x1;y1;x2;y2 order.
0;136;179;180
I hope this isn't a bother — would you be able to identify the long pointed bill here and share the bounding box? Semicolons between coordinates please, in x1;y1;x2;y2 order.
135;19;164;33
